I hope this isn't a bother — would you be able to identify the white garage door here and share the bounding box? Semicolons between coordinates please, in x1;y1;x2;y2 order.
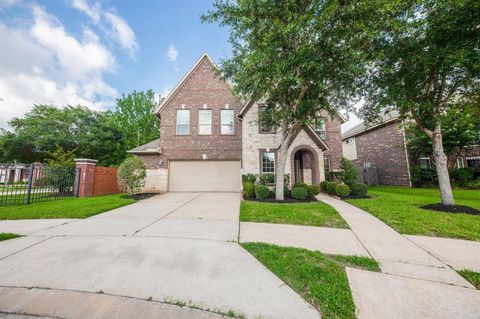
169;161;241;192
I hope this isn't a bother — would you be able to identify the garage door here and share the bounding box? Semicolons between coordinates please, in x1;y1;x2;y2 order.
169;161;241;192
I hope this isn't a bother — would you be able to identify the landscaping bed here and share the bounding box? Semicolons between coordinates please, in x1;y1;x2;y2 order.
0;194;136;220
242;242;379;319
240;200;348;228
347;186;480;241
244;196;317;203
422;203;480;215
125;193;159;201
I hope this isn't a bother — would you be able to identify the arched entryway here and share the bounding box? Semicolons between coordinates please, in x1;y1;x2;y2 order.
290;145;320;185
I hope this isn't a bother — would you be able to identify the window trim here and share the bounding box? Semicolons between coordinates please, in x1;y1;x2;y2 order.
259;149;276;175
220;109;235;135
418;157;431;169
176;109;190;135
198;109;212;135
258;105;275;134
314;118;327;140
456;157;465;169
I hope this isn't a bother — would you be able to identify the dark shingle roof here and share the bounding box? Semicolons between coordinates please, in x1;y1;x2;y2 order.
342;111;400;140
127;138;161;154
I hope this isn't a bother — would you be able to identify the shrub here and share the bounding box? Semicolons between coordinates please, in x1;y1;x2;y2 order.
259;173;275;185
320;181;328;191
255;184;270;199
451;168;474;183
464;179;480;190
325;181;337;195
243;182;255;198
117;157;146;195
410;165;437;187
242;174;257;184
350;182;368;197
293;182;308;189
335;183;351;197
340;157;359;186
306;185;320;197
291;187;308;200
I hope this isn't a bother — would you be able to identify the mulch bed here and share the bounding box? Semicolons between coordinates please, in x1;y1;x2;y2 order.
124;193;159;201
421;203;480;216
244;197;318;203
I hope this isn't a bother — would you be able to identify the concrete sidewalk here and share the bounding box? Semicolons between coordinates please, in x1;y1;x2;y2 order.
0;193;320;319
317;194;480;319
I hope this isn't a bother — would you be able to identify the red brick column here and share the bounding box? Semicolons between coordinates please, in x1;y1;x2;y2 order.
74;159;98;197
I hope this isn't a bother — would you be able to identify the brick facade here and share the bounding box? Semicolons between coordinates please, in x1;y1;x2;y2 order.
346;121;412;186
156;56;242;168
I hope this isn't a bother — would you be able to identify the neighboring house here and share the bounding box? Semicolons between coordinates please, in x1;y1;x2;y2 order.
0;163;29;184
129;53;345;193
342;112;480;186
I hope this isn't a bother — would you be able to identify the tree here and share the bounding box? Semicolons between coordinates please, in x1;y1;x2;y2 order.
203;0;365;199
340;158;359;186
117;157;146;195
406;104;480;165
114;90;160;150
358;0;480;205
4;105;126;166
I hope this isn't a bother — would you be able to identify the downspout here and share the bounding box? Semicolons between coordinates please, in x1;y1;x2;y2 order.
401;119;412;187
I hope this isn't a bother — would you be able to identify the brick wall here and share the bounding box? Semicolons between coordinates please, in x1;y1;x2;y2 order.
353;121;411;186
92;166;121;196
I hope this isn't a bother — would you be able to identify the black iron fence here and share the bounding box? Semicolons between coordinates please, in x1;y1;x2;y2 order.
0;163;80;206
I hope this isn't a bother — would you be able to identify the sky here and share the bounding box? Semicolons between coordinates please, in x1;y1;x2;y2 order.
0;0;361;131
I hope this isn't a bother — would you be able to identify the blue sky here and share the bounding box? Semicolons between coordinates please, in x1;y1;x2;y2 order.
0;0;359;130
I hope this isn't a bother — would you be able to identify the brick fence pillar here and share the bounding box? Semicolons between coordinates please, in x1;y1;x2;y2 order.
74;159;98;197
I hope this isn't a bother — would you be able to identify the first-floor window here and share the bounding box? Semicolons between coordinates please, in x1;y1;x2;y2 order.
418;157;431;169
261;152;275;173
198;110;212;135
176;109;190;135
456;157;465;169
323;155;330;173
221;109;234;135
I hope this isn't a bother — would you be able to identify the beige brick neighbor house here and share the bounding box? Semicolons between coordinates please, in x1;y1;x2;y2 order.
129;53;345;192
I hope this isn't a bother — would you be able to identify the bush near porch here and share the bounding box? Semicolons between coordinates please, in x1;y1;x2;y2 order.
346;186;480;241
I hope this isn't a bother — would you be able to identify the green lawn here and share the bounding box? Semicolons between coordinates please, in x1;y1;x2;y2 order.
346;186;480;241
0;233;21;241
240;201;348;228
0;194;136;220
242;242;379;319
458;269;480;289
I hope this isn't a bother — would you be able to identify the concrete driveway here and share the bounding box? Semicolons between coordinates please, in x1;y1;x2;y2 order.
0;193;319;319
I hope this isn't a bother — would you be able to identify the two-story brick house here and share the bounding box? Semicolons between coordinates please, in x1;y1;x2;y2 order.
129;53;345;192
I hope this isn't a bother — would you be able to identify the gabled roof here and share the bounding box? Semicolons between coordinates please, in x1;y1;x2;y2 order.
154;53;219;115
237;99;347;123
342;111;400;140
292;125;330;151
127;138;162;154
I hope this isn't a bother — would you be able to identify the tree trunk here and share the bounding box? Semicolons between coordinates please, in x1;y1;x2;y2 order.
432;130;455;206
275;120;301;200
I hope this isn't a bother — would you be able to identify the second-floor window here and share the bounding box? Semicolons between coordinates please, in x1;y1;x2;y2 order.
259;106;274;133
176;109;190;135
345;137;354;145
221;109;234;135
315;118;326;139
198;110;212;135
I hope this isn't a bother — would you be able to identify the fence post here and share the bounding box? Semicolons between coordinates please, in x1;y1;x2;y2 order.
74;159;97;197
25;163;35;205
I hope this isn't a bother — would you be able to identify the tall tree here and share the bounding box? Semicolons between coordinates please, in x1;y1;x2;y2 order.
114;90;160;150
203;0;364;199
358;0;480;205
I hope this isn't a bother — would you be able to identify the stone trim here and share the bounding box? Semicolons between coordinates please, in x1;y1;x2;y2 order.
290;144;320;185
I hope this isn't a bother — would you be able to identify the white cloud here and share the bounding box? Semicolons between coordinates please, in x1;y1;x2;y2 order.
104;11;138;58
167;45;178;62
71;0;100;23
70;0;138;59
0;5;118;128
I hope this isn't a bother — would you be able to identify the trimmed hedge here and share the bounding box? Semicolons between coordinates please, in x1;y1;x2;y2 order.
243;182;255;198
306;185;320;197
291;187;308;200
320;181;328;192
325;181;337;195
242;174;257;184
293;182;308;189
255;184;270;199
350;182;368;197
335;183;351;197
